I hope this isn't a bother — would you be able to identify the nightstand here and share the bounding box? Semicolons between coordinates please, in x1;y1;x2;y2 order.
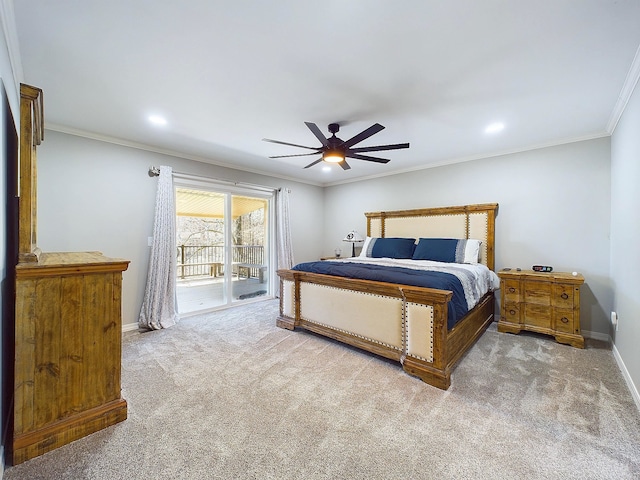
497;269;585;348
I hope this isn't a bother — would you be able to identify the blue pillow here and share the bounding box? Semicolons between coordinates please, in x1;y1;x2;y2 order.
369;237;416;259
412;238;461;262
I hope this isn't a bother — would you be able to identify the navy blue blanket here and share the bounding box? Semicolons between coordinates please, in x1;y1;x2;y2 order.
291;261;468;329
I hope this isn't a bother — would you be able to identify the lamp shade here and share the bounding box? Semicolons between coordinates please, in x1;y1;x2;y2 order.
343;230;364;257
343;230;364;242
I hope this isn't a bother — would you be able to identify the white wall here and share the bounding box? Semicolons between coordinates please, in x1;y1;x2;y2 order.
36;131;324;328
323;138;612;335
611;77;640;395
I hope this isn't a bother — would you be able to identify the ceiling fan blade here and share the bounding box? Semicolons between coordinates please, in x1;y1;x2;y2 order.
341;123;385;149
269;152;321;159
349;142;410;153
303;158;323;169
262;138;319;150
339;160;351;170
345;153;391;164
304;122;329;147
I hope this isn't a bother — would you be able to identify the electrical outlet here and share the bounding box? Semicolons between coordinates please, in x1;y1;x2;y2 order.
611;311;618;331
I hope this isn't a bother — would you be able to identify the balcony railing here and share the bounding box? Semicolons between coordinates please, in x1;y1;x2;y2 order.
176;245;265;280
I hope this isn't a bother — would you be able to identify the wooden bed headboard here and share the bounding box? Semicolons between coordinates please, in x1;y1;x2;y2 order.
365;203;499;270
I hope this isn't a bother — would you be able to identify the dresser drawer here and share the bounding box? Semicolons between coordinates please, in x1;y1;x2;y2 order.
503;280;520;303
523;304;551;329
553;284;574;309
502;302;520;323
554;309;577;334
523;281;551;306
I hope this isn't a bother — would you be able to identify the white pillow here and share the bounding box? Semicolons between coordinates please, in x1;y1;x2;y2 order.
464;239;482;263
358;236;373;257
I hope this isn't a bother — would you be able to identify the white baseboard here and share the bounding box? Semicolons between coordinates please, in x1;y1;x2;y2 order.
122;322;139;333
611;343;640;412
583;329;611;343
582;331;640;411
494;321;640;410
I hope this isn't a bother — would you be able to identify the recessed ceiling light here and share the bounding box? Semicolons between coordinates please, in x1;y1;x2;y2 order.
322;166;331;172
148;115;168;126
485;122;504;134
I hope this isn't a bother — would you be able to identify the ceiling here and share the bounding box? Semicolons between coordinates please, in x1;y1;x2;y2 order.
12;1;640;187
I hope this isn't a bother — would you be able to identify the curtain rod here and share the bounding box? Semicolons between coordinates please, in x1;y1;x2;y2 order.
148;165;288;193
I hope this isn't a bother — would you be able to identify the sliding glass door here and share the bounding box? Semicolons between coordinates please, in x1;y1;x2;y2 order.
230;195;270;301
174;184;273;315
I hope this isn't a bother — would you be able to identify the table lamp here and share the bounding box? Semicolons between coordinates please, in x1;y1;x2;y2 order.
343;230;364;257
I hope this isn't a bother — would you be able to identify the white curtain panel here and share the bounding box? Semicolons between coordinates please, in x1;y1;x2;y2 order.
139;166;178;330
277;188;294;270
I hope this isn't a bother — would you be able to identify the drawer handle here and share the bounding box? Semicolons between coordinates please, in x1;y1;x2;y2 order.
561;293;569;300
508;287;516;293
560;317;569;324
509;309;516;316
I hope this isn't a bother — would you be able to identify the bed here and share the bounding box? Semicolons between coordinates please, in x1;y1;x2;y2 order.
276;203;499;390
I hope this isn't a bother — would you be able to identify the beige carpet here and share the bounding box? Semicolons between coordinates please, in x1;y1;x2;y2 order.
4;299;640;479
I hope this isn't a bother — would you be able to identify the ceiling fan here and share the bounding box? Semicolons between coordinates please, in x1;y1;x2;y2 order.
263;122;410;170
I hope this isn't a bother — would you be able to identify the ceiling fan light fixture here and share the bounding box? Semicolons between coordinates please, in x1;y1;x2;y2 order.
263;121;409;170
323;150;344;163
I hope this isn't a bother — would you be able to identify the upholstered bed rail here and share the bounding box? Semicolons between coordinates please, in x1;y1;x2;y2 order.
278;270;452;367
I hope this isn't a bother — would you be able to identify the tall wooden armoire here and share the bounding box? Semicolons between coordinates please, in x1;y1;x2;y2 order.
11;84;130;464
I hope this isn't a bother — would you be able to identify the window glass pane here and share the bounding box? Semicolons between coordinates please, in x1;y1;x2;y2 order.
231;195;269;302
176;188;227;313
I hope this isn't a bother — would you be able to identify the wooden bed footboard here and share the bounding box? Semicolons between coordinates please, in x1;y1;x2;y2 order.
277;270;494;389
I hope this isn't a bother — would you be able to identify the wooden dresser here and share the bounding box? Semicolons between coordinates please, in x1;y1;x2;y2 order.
13;252;129;464
497;269;584;348
11;84;130;464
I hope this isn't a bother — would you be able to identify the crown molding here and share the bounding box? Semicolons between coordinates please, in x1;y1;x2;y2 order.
607;42;640;134
45;123;324;188
48;122;610;190
324;131;610;188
